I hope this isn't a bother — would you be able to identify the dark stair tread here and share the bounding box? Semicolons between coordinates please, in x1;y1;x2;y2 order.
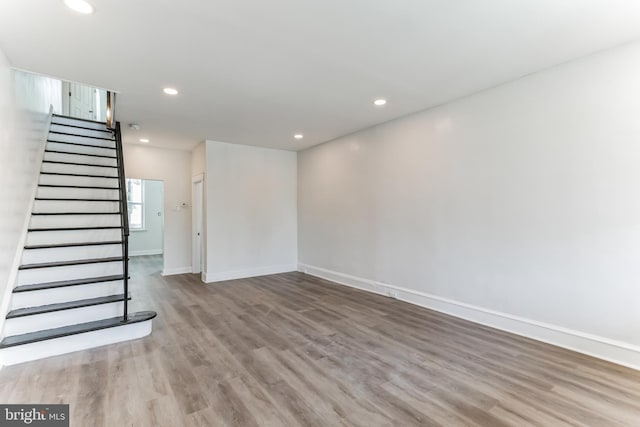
50;122;114;134
48;131;115;141
52;114;110;126
24;241;122;250
47;139;116;150
0;311;157;348
28;226;122;232
45;149;116;159
19;257;123;270
35;197;119;202
14;275;125;292
6;294;131;319
31;212;121;215
38;184;119;190
40;172;118;179
42;160;117;168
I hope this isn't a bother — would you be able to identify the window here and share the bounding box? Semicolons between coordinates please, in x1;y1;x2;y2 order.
127;178;144;230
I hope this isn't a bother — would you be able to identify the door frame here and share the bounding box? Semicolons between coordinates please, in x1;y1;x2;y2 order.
192;173;205;281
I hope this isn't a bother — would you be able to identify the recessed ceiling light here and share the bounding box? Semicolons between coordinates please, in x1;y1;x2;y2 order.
294;134;304;140
139;138;150;143
374;99;387;106
163;87;178;95
64;0;94;14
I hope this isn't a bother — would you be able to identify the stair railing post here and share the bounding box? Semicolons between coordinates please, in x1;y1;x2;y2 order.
106;92;116;130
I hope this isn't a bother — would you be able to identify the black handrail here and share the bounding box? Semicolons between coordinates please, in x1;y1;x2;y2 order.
114;121;130;321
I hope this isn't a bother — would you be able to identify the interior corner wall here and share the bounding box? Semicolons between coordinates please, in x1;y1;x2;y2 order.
0;54;61;334
204;140;297;282
191;142;207;275
124;144;192;275
191;142;206;177
298;40;640;369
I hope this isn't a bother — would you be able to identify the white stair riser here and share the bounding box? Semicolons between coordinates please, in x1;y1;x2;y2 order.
0;320;152;366
42;162;118;177
36;187;119;200
51;117;108;130
22;244;122;265
47;133;115;148
29;215;121;229
46;142;116;158
33;200;119;213
39;173;119;188
18;262;123;285
49;124;113;139
44;151;117;167
4;301;126;336
26;228;122;245
10;280;125;309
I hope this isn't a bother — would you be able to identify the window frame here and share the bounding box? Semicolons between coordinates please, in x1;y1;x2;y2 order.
126;178;145;231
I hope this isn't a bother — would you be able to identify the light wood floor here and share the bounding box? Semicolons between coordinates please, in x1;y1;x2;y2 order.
1;255;640;426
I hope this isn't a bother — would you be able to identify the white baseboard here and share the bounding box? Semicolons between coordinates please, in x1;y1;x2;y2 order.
205;264;297;283
298;263;640;371
161;266;192;276
130;250;163;256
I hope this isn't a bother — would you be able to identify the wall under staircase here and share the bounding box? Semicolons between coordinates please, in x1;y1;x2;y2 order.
0;115;156;366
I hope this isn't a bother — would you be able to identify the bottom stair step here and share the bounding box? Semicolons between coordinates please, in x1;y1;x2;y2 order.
0;311;156;365
0;311;156;349
6;294;130;319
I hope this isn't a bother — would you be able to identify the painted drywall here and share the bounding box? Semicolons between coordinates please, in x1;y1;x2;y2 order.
0;62;61;338
129;179;164;256
204;140;297;282
298;40;640;368
191;142;205;176
13;70;61;114
124;145;191;275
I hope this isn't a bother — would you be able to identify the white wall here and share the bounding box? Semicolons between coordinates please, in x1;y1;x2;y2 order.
124;145;192;275
191;142;205;177
204;140;297;282
0;56;61;333
129;180;164;256
13;70;61;114
298;41;640;369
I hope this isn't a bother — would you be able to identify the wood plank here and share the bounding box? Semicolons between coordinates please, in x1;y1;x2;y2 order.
0;255;638;426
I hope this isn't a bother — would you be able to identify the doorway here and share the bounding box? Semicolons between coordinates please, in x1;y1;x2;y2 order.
192;174;204;281
61;81;107;121
127;178;165;275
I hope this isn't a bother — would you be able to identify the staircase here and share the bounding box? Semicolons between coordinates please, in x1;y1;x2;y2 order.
0;114;156;365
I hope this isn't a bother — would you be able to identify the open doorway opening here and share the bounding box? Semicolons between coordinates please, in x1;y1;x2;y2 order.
192;174;205;281
126;178;165;275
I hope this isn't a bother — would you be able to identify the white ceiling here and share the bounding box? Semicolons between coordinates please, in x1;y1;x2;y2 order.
2;0;640;151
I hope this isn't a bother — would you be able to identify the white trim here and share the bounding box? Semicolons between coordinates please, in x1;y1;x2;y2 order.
191;173;205;277
161;266;192;276
130;249;163;256
204;264;297;283
298;263;640;371
0;108;53;342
